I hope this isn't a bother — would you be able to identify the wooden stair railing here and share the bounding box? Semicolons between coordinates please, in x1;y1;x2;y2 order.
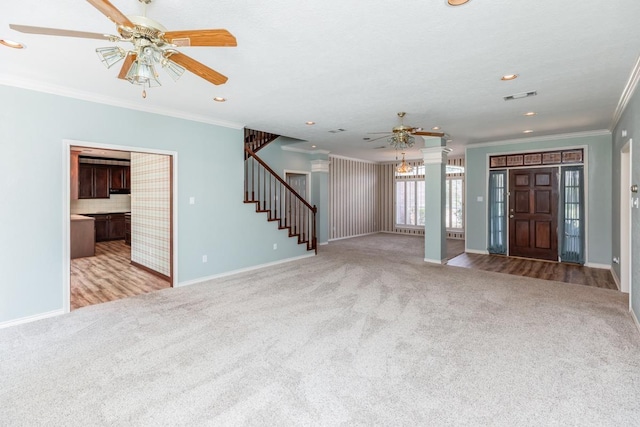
244;146;317;253
244;129;280;159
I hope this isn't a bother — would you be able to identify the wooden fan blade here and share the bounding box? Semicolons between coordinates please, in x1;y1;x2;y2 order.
163;29;237;47
9;24;114;40
169;52;228;85
412;131;445;137
117;52;137;80
366;135;391;143
86;0;134;28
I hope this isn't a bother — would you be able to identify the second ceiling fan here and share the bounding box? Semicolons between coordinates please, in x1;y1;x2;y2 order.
10;0;237;95
368;112;445;150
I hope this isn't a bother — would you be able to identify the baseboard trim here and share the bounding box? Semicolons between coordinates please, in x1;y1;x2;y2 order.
328;232;378;242
177;252;316;288
0;309;65;330
424;258;446;264
131;261;171;283
584;262;612;270
465;248;489;255
632;309;640;336
610;267;621;291
319;241;329;246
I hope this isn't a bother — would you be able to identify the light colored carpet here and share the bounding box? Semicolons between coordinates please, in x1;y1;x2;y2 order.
1;233;639;426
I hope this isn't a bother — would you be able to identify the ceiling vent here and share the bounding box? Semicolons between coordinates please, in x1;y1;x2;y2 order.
503;91;537;101
328;128;346;133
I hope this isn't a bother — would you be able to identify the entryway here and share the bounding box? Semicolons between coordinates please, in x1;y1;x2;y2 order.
508;167;559;261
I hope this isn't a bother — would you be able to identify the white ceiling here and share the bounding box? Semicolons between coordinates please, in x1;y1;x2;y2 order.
2;0;640;161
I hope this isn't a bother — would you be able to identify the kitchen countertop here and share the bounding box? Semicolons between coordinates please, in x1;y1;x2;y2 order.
70;214;95;221
72;211;131;215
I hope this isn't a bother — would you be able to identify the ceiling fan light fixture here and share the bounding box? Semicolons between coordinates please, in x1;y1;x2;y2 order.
389;132;415;150
163;59;185;82
125;59;161;88
96;46;125;68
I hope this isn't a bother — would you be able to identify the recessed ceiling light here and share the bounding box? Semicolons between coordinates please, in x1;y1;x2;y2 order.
448;0;470;5
0;39;25;49
523;130;534;134
432;126;441;130
305;121;316;125
501;74;518;81
311;145;317;148
523;111;537;116
213;97;226;102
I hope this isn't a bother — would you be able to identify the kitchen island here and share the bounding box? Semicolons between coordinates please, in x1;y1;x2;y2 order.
70;214;95;259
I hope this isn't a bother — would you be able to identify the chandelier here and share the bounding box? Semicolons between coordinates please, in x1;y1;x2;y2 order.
388;131;415;150
396;152;414;174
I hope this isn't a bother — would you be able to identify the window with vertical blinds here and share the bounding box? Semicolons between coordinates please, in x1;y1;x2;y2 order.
488;170;507;254
395;180;426;226
559;166;584;264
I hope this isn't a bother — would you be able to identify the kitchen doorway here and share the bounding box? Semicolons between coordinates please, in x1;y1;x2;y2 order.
63;140;177;312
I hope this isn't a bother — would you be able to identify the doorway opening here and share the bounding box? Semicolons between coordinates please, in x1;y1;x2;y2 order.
621;140;632;297
285;170;311;238
63;140;177;312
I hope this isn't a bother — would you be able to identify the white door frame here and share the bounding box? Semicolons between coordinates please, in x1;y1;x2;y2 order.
62;139;178;313
621;140;632;304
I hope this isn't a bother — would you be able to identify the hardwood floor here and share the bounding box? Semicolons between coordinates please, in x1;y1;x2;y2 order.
447;252;617;290
70;240;171;310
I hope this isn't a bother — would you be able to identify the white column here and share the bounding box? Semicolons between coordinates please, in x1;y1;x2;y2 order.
421;140;452;264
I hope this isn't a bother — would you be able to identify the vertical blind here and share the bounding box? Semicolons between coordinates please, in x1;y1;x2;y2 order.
559;166;585;264
488;170;507;254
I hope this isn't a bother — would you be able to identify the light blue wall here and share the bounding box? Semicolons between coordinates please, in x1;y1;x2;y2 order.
612;83;640;320
0;84;310;324
465;133;612;265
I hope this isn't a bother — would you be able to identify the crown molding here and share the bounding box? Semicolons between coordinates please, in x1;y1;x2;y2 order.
611;55;640;130
465;129;611;151
328;154;379;164
0;74;245;130
281;145;330;155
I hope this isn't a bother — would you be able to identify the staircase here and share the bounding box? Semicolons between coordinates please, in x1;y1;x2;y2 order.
244;129;317;253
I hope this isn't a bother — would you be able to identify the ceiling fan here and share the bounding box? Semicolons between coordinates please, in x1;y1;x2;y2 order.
10;0;237;96
368;112;445;150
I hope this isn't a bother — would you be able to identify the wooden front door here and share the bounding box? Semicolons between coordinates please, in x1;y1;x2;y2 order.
509;167;558;261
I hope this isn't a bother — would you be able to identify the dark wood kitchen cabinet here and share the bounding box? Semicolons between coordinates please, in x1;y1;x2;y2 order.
124;213;131;245
78;164;110;199
110;165;130;192
93;215;109;242
88;213;126;242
